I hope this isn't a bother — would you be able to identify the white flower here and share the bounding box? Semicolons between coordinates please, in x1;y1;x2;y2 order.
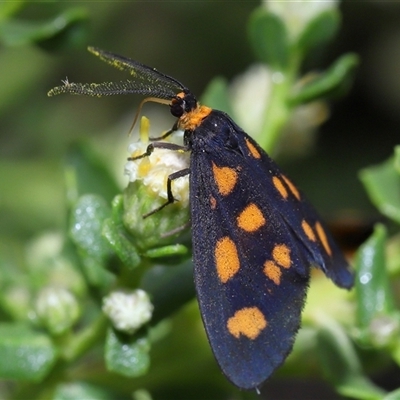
229;64;274;136
124;116;190;207
102;289;154;334
35;287;80;335
264;0;338;40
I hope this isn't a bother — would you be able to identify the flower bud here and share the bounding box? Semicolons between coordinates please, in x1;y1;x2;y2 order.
35;287;80;335
102;289;153;334
123;117;190;250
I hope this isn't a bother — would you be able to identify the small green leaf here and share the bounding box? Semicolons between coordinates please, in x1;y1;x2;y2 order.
355;225;394;324
0;323;58;381
355;224;398;347
65;142;120;207
70;194;114;287
387;234;400;275
145;244;188;259
316;318;386;399
0;8;88;48
103;195;141;269
360;150;400;223
297;10;340;54
289;53;359;105
105;328;150;377
201;77;233;116
248;8;289;69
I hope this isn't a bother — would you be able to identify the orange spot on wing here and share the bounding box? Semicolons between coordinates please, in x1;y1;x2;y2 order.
302;220;317;242
315;222;332;256
272;244;291;269
237;203;266;232
227;307;267;340
212;163;238;196
282;175;301;200
263;260;282;285
245;138;261;159
215;237;240;283
272;176;288;199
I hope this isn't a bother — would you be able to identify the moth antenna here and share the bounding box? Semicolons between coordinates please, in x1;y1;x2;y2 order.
129;96;171;135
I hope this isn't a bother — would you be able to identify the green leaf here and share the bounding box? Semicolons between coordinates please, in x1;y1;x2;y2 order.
384;388;400;400
248;8;289;69
103;195;141;269
145;244;189;259
0;8;88;48
0;2;24;20
70;194;114;287
289;53;359;105
0;323;58;381
355;225;395;325
387;234;400;275
297;10;340;54
359;149;400;223
355;224;399;349
200;77;233;116
54;382;113;400
316;318;386;399
65;142;120;207
105;328;150;378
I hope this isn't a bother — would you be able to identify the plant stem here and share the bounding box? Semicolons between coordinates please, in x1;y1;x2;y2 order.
260;50;301;154
62;313;108;362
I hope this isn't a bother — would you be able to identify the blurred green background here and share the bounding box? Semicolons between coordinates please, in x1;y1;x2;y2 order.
1;2;400;399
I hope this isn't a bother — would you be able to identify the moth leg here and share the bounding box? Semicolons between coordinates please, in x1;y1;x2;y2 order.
128;141;187;161
149;121;179;141
160;220;191;238
143;167;190;218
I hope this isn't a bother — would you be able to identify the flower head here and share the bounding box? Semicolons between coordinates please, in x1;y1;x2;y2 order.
102;289;153;334
122;116;190;249
264;0;338;40
125;116;190;207
35;287;80;335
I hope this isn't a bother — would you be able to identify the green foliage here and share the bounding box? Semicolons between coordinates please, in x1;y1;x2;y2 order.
105;328;150;377
248;8;289;69
296;10;340;55
3;1;400;399
0;323;58;381
360;147;400;224
316;319;385;399
0;5;88;48
355;225;397;343
289;53;359;106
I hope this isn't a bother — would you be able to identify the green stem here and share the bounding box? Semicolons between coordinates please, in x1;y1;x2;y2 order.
260;50;301;154
61;313;108;362
14;315;108;400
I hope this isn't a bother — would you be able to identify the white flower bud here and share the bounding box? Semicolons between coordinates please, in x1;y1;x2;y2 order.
102;289;153;334
265;0;338;40
35;287;80;335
